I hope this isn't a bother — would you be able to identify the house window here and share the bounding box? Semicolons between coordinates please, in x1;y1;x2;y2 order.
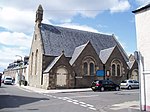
90;62;94;75
83;62;88;75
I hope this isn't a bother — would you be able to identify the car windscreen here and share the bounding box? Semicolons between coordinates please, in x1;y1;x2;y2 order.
5;78;12;80
121;80;127;83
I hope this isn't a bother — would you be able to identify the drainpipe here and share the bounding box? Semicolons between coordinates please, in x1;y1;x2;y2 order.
138;52;146;111
103;64;106;80
74;72;77;88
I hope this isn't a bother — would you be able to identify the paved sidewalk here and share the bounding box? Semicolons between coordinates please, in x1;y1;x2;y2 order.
18;85;92;94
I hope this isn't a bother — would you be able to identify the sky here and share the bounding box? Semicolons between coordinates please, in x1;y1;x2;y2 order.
0;0;149;73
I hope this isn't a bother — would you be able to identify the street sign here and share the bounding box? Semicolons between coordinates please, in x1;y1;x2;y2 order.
96;70;104;76
75;76;82;78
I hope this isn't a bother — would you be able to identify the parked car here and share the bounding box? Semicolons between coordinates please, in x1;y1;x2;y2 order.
91;80;120;92
4;76;13;85
120;79;139;89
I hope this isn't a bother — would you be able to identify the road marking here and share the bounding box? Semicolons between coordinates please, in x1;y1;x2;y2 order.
70;95;99;98
89;107;97;110
44;94;52;97
72;99;78;102
52;96;57;98
62;98;68;101
19;87;97;111
86;104;94;107
80;104;87;107
110;101;139;110
40;94;97;111
19;87;32;92
57;97;63;99
79;101;86;104
73;102;79;105
67;100;73;102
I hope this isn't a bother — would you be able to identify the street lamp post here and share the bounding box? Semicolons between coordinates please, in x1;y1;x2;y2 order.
16;55;23;86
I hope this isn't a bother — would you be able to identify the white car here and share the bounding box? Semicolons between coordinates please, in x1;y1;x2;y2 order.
4;76;13;85
120;79;139;89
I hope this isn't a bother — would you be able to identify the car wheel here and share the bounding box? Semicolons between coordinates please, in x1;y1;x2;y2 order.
100;87;104;92
92;89;96;92
115;86;120;91
128;86;132;90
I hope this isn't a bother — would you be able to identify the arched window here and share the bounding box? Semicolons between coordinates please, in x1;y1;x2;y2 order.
35;49;38;75
31;52;34;75
82;56;96;76
90;63;94;75
83;62;88;75
117;64;121;76
111;59;122;76
112;64;116;76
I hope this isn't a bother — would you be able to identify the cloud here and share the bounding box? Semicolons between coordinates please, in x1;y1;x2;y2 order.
136;0;150;5
0;32;32;47
0;0;131;32
60;23;100;33
0;46;28;71
0;7;35;34
0;0;132;72
110;0;130;13
0;31;32;71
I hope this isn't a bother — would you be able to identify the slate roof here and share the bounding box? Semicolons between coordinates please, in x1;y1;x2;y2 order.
41;24;118;56
69;42;88;65
100;46;115;64
44;54;62;73
127;61;135;69
40;23;128;62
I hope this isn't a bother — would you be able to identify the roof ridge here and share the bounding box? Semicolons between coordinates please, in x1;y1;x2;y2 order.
41;23;112;36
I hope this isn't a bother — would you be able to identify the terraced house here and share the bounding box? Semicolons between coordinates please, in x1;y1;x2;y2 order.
28;5;132;89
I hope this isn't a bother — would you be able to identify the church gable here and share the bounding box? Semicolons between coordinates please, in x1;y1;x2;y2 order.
70;41;88;66
44;55;62;73
70;41;102;66
44;52;72;73
100;46;115;64
103;46;128;65
44;52;75;89
71;41;103;76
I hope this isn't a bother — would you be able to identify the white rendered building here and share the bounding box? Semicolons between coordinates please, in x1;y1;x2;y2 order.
133;3;150;111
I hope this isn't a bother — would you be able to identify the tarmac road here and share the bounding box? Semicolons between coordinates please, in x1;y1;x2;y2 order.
0;84;140;112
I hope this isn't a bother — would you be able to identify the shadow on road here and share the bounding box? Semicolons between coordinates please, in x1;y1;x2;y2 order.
0;95;49;110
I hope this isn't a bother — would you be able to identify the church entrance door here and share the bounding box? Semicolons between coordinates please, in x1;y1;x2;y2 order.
56;68;67;87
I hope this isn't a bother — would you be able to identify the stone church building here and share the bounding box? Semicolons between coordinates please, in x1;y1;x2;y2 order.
28;5;130;89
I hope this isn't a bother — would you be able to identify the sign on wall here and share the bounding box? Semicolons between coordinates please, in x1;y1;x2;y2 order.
96;70;104;76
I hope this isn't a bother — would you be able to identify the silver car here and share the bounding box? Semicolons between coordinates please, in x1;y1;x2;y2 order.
4;76;13;85
120;79;139;89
